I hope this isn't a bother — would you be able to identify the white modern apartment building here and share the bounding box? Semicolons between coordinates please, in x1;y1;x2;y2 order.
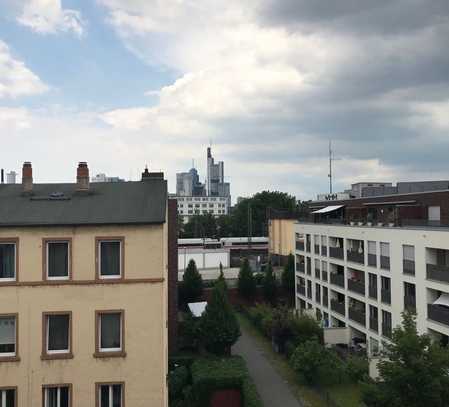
176;195;229;223
294;190;449;357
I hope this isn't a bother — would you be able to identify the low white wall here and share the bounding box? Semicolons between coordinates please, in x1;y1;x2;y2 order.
178;248;230;271
323;327;351;345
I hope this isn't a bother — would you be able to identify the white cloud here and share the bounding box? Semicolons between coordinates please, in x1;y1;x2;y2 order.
0;40;48;98
0;107;32;130
17;0;85;37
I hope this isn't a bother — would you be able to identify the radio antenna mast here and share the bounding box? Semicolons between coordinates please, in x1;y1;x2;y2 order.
328;141;341;194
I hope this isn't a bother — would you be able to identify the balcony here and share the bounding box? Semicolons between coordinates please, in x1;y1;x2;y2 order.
315;292;321;303
382;323;392;339
369;317;378;332
347;250;364;265
315;268;320;279
321;246;327;257
348;279;365;296
322;296;329;308
381;289;391;305
368;253;377;267
403;260;415;276
330;273;345;288
322;270;328;282
426;264;449;283
307;290;312;300
297;262;305;273
331;299;345;316
296;241;305;251
404;295;416;313
314;244;320;255
306;262;311;276
428;304;449;327
368;286;378;300
306;241;311;252
349;308;366;326
297;284;306;296
380;256;390;270
329;247;344;260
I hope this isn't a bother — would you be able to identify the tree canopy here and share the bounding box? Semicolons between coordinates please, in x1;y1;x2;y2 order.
181;259;203;304
238;258;256;300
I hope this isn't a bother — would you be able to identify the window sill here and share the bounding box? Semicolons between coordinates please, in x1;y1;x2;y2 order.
0;280;17;286
0;356;20;362
41;352;74;361
93;351;127;358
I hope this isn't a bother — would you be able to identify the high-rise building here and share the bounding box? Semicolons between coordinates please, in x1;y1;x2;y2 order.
206;147;229;197
176;167;205;197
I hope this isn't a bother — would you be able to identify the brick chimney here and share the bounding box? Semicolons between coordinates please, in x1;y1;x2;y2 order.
22;162;33;193
76;162;89;191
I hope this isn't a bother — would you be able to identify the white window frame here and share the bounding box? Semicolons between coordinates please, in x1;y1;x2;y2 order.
0;242;16;282
99;313;122;353
46;314;70;355
0;315;16;357
98;240;122;279
0;388;16;407
46;241;70;281
44;386;70;407
98;384;123;407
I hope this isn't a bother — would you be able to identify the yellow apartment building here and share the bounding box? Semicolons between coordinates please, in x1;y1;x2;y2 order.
0;162;175;407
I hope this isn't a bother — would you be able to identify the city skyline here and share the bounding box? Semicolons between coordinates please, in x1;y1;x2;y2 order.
1;1;449;201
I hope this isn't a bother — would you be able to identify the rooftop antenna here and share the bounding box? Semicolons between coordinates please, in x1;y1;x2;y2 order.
328;140;341;194
192;159;195;169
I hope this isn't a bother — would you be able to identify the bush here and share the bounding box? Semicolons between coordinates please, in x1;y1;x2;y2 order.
345;355;369;382
169;365;190;402
178;312;202;351
281;253;295;304
263;261;277;305
289;314;323;345
247;303;273;332
182;259;203;304
238;258;256;300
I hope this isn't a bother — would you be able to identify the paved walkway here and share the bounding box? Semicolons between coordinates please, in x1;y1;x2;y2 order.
233;326;303;407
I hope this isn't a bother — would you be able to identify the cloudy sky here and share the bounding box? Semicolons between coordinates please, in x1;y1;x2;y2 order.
1;0;449;201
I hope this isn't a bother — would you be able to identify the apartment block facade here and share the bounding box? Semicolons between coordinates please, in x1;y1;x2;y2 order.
295;190;449;356
0;162;173;407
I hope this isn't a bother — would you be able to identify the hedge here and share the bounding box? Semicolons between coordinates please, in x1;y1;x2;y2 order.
191;356;263;407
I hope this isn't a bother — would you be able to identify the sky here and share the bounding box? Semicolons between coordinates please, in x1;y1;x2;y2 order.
1;0;449;201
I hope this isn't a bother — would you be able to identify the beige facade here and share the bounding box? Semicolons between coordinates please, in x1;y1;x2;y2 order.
268;218;295;257
0;224;168;406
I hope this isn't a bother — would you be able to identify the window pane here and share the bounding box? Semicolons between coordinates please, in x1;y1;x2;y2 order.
380;242;389;256
6;389;15;407
48;243;69;278
48;315;69;351
113;385;122;407
100;242;121;276
60;387;69;407
368;241;376;254
0;317;15;354
100;386;110;407
100;313;121;350
0;244;15;279
403;245;414;261
46;388;58;407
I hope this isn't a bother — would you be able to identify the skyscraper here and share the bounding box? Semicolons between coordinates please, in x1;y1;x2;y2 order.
206;147;230;198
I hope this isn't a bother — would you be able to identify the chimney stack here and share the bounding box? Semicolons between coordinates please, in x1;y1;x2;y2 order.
1;169;4;184
141;165;164;180
22;162;33;193
76;162;89;191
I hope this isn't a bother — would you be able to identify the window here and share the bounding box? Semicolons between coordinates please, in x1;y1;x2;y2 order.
0;315;17;359
43;313;71;358
96;311;124;356
97;383;123;407
43;385;70;407
0;241;16;281
0;388;16;407
98;239;123;279
45;240;70;280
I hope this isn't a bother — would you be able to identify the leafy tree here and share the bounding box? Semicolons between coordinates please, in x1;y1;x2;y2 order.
290;339;343;385
281;253;295;305
362;312;449;407
238;258;256;301
263;261;277;305
201;281;241;355
289;314;323;345
181;259;203;304
216;215;234;238
182;213;218;238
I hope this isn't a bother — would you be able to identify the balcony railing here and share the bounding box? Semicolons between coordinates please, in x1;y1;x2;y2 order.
369;317;378;332
297;262;305;273
321;246;327;257
381;289;391;305
322;296;329;308
380;256;390;270
329;247;344;259
347;250;364;265
322;270;328;282
382;323;392;339
330;273;345;288
404;295;416;313
403;259;415;276
426;264;449;283
349;308;366;326
368;253;377;267
296;241;305;251
428;304;449;327
297;284;306;296
331;299;345;316
315;268;320;279
307;289;312;300
315;292;321;303
348;279;365;296
368;285;378;300
306;261;311;276
314;244;320;255
306;241;311;252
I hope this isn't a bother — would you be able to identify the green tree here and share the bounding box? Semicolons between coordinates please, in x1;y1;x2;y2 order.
362;312;449;407
290;338;343;385
217;262;227;292
263;261;277;305
289;314;323;345
181;259;203;304
182;213;218;238
281;253;295;305
238;258;256;301
201;282;241;355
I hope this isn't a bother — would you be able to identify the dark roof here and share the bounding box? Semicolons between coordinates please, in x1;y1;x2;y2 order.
0;180;167;227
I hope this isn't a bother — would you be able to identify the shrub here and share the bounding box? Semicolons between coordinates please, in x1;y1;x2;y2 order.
263;261;277;305
281;253;295;304
345;355;369;382
247;303;273;332
217;262;228;291
289;314;323;345
238;258;256;300
178;312;202;351
182;259;203;304
169;365;190;402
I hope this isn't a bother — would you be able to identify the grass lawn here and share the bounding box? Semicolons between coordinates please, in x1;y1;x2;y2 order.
236;312;364;407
